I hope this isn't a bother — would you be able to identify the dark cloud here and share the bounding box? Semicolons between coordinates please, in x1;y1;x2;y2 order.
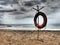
0;0;17;4
20;7;29;12
23;1;34;6
10;11;24;15
41;0;47;2
23;1;41;7
15;15;33;20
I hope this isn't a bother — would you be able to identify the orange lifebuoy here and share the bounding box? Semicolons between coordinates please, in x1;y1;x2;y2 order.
34;12;47;29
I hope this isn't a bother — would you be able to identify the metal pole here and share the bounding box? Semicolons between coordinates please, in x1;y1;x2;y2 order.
37;16;40;40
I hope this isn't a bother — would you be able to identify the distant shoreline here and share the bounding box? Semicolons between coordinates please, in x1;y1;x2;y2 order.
0;29;60;32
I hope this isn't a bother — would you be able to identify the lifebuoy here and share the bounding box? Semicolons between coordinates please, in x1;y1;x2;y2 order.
34;12;47;29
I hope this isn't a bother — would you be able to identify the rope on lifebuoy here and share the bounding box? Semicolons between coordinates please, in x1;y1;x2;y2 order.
34;12;47;29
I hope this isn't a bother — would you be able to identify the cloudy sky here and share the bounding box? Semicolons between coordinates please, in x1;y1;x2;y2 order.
0;0;60;30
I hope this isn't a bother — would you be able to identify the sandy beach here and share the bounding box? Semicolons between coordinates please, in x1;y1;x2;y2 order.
0;29;59;45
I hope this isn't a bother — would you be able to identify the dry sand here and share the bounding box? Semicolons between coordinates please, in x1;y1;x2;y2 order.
0;29;60;45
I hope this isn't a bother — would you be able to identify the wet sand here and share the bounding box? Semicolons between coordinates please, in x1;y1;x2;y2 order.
0;29;60;45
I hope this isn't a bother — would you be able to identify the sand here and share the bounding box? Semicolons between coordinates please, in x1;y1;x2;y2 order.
0;29;60;45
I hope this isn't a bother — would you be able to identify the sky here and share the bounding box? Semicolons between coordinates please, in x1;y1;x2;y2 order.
0;0;60;30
